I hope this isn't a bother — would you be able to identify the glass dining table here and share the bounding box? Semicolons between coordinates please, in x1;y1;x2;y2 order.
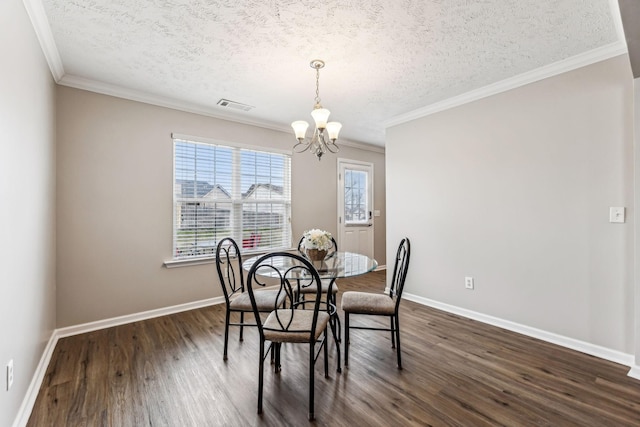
243;250;378;372
243;251;377;280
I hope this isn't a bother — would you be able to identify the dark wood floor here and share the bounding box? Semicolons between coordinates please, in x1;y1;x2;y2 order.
28;270;640;426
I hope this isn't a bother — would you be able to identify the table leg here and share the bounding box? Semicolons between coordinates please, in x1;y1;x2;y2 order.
329;311;341;373
326;281;342;373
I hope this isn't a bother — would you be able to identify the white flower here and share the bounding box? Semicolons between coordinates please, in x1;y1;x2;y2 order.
302;229;333;250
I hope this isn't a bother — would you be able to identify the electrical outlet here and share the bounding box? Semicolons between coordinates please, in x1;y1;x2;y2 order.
6;359;13;391
465;277;474;290
609;207;625;223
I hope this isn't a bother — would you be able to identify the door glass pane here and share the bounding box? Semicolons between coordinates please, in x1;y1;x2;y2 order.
344;169;368;224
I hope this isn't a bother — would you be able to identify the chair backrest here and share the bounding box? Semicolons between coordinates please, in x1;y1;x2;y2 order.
297;235;338;258
247;252;324;339
389;238;411;311
215;238;245;305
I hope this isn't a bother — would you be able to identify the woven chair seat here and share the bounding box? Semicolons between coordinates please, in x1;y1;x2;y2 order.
342;291;396;315
264;309;330;343
229;289;284;312
298;279;339;295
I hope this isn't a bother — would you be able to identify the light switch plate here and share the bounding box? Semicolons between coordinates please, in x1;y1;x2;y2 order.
609;207;625;223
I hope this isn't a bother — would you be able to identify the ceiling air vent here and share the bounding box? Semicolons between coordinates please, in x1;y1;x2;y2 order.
217;99;254;111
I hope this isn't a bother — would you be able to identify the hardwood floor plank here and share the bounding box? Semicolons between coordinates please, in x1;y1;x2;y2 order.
26;270;640;426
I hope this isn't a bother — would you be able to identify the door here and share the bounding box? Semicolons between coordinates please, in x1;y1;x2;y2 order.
338;159;374;258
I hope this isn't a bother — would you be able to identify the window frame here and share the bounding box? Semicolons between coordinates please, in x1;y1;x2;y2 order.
168;133;292;266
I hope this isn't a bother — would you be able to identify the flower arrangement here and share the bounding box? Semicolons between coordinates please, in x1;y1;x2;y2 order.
302;229;333;251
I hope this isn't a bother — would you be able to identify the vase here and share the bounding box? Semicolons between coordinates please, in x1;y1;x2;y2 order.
307;249;327;261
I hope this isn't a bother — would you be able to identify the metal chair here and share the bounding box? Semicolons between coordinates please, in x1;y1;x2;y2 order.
215;237;284;361
247;252;330;421
341;238;411;369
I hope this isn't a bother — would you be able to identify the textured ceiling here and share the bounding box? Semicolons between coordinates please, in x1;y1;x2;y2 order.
37;0;623;146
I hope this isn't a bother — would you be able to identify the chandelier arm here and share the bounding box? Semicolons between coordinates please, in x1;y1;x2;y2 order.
318;132;339;154
325;142;340;154
293;141;312;153
293;128;321;153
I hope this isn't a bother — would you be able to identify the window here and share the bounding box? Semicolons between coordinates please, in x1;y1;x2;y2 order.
173;135;291;260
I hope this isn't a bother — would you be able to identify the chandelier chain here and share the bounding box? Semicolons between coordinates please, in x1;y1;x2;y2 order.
315;66;321;106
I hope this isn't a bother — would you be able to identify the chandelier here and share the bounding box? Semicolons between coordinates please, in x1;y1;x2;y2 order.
291;59;342;160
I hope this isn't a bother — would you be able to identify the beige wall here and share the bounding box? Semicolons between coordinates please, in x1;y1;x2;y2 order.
55;86;385;327
1;1;57;425
387;55;634;353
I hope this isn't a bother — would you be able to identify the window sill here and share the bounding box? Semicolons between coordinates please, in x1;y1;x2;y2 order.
164;257;216;268
164;247;296;269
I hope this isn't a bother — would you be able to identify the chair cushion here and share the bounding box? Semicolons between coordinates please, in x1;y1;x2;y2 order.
341;291;396;315
263;310;330;343
229;289;284;312
298;279;339;295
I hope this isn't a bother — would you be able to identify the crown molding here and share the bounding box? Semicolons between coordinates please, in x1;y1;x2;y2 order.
59;74;293;131
385;40;629;128
22;0;64;81
58;74;385;153
338;138;385;153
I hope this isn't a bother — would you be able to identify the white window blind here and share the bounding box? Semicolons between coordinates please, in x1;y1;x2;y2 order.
173;136;291;259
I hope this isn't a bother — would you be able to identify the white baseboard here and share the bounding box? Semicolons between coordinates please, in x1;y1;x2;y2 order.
12;296;225;427
402;292;637;376
56;296;224;338
628;365;640;380
12;332;59;427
